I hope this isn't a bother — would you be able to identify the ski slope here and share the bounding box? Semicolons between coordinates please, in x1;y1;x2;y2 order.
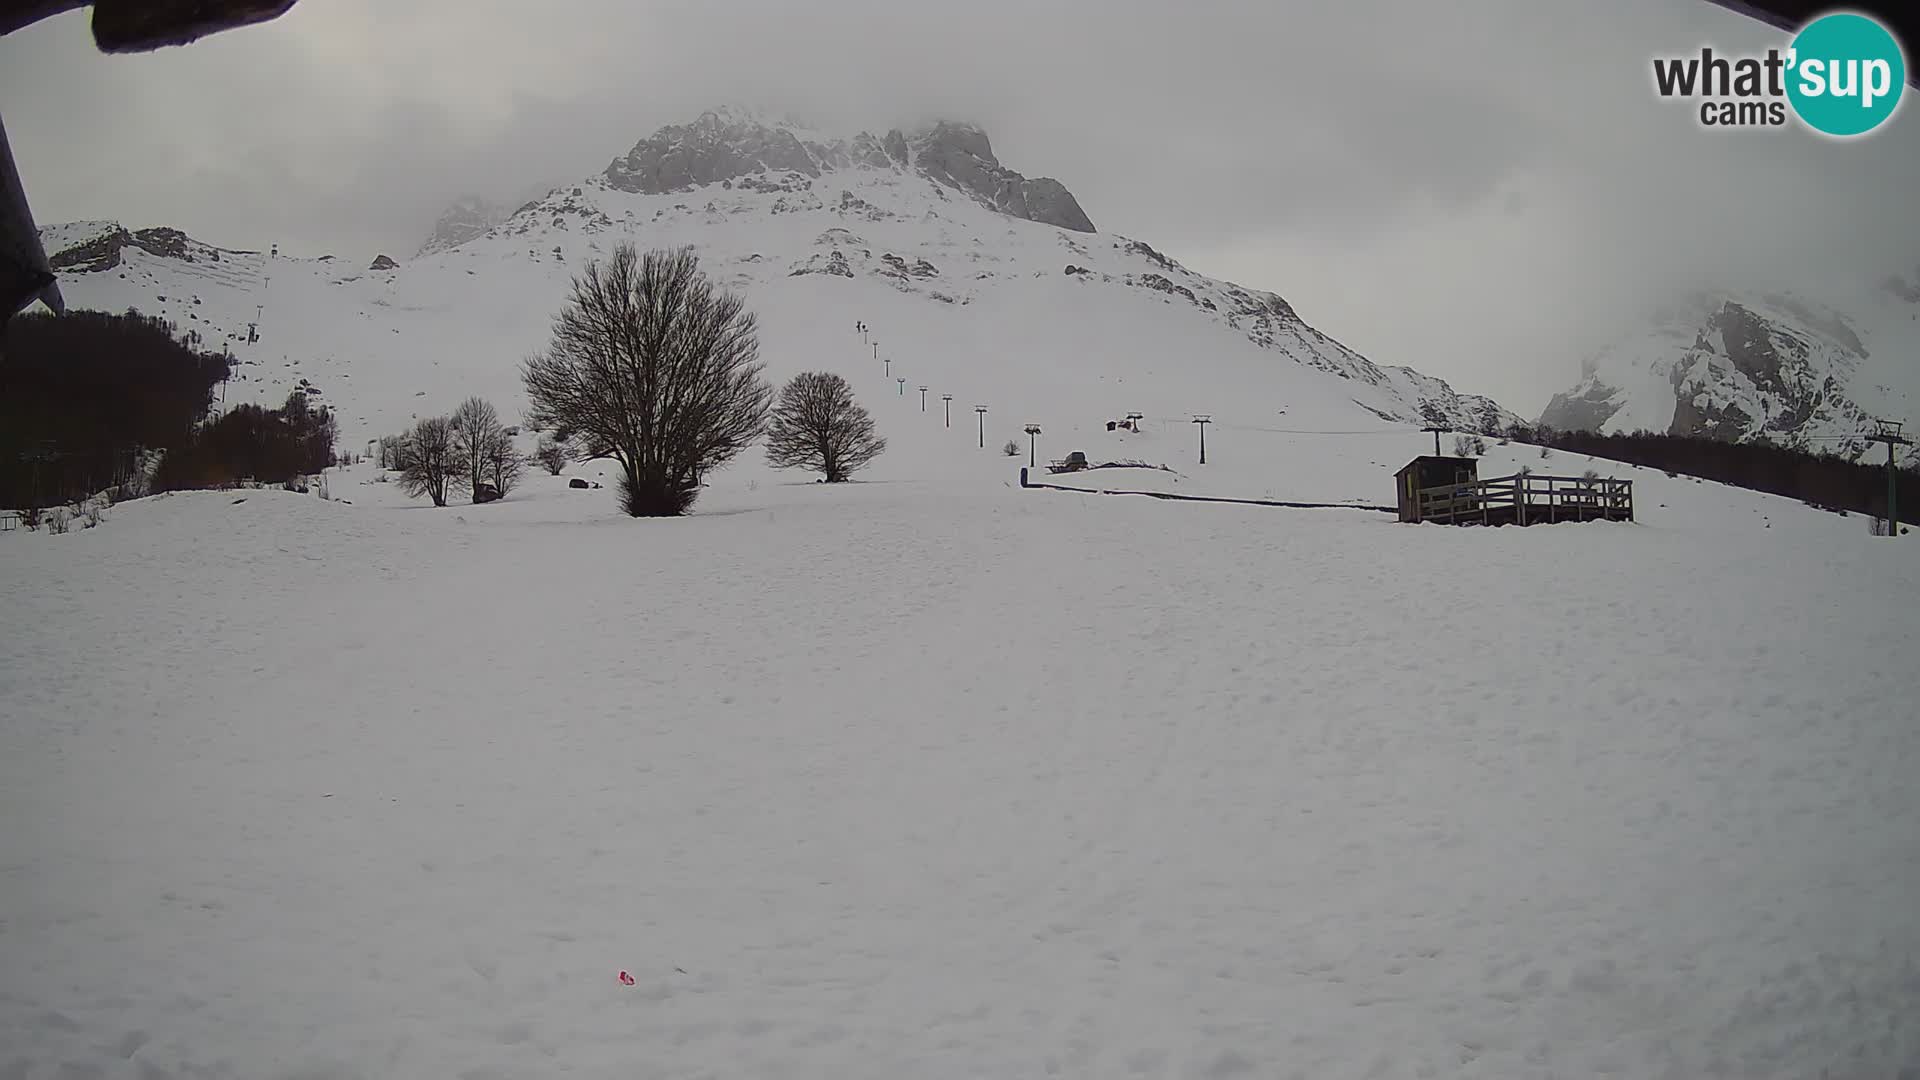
3;472;1918;1079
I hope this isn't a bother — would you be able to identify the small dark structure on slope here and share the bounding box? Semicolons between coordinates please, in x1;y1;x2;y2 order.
1396;455;1633;526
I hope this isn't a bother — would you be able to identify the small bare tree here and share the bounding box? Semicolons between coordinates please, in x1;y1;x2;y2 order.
482;427;524;496
450;396;503;501
378;433;413;472
534;435;569;476
764;372;886;482
523;244;771;516
398;416;464;507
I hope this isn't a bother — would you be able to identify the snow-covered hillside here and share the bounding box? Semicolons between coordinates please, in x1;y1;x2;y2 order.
35;108;1517;460
1540;285;1920;464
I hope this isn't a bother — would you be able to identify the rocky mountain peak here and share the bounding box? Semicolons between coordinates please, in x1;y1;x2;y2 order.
601;108;1096;233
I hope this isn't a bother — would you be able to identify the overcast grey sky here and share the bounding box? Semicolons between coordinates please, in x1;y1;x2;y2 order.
4;0;1917;414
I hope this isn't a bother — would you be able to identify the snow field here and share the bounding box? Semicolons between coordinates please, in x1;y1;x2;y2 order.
3;483;1917;1079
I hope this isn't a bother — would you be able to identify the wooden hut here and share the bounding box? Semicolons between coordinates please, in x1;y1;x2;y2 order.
1394;456;1478;523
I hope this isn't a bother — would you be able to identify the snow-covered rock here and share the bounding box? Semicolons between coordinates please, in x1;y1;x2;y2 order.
415;195;510;258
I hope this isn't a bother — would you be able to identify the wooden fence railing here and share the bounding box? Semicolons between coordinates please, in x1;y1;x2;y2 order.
1415;473;1632;526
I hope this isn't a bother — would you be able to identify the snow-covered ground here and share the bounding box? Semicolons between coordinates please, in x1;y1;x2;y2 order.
4;470;1918;1079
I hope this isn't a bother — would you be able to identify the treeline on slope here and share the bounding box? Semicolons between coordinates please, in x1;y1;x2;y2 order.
153;390;339;492
1;309;228;507
1498;423;1919;525
0;309;340;507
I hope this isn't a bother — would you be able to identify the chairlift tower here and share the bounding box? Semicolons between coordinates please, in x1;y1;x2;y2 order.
1866;419;1913;536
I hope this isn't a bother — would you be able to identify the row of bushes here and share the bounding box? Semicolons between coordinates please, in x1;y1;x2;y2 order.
13;492;112;534
378;397;523;506
152;390;338;492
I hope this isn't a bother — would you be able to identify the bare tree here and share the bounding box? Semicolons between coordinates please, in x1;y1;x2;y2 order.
522;244;771;516
534;435;569;476
450;396;502;501
482;427;524;496
397;416;464;507
765;372;886;482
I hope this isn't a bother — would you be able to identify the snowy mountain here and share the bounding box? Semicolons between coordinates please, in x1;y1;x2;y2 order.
36;107;1519;452
1539;284;1920;464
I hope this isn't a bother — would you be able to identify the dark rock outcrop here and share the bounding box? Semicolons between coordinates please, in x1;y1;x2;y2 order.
1539;382;1624;433
601;109;1095;233
606;109;823;194
48;226;207;273
789;250;854;278
369;254;398;271
909;122;1095;233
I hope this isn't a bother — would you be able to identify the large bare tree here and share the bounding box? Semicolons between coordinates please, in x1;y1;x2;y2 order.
522;244;770;516
397;415;464;507
450;396;502;501
765;372;886;482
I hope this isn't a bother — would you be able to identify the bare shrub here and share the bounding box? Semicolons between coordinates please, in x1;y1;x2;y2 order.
534;435;569;476
481;427;524;497
397;416;465;507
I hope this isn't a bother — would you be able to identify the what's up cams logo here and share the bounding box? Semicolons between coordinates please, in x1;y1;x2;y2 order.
1653;10;1907;136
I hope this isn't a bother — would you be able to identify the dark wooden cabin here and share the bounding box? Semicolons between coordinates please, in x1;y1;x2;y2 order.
1394;456;1479;523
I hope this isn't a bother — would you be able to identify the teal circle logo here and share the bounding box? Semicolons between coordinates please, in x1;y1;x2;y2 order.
1786;12;1906;136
